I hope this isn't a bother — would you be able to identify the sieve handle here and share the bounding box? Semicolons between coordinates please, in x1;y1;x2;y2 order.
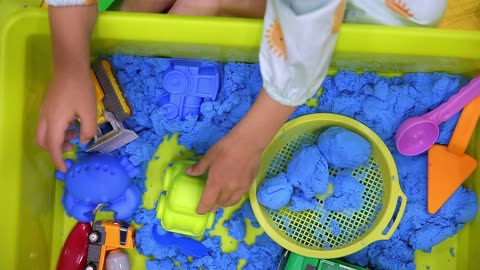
379;191;407;240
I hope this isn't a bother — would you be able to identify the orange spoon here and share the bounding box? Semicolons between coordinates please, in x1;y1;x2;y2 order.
427;94;480;214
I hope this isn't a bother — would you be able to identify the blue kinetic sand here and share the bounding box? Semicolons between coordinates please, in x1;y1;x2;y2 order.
257;173;294;210
286;145;330;198
72;56;478;270
317;126;372;169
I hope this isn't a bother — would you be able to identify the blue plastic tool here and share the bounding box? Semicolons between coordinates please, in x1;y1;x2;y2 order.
151;225;210;258
159;59;221;120
55;154;142;222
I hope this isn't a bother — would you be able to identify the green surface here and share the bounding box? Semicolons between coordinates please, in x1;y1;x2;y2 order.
0;0;40;29
284;252;367;270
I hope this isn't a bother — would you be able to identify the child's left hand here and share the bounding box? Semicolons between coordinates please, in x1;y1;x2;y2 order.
187;130;263;214
187;89;296;214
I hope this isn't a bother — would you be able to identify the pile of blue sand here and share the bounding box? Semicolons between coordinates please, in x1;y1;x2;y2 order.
317;126;372;169
287;146;330;198
292;71;479;269
257;173;293;210
258;126;371;212
325;172;365;212
77;55;478;270
105;55;280;270
134;203;282;270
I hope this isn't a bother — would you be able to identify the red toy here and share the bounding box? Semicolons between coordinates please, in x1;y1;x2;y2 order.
57;222;92;270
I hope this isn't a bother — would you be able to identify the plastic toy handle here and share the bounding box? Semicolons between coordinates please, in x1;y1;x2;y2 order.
57;222;92;270
379;191;407;240
447;94;480;155
426;76;480;124
151;225;210;257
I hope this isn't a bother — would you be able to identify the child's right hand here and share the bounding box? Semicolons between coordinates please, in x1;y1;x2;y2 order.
36;72;97;172
38;4;98;171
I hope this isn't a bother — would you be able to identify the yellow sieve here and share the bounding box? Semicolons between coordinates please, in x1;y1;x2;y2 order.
249;113;407;258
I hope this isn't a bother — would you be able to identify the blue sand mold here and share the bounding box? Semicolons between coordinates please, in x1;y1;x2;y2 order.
286;145;330;198
170;63;261;154
55;154;142;222
159;59;221;120
78;56;478;270
257;173;294;210
317;126;372;169
150;225;210;257
135;223;179;260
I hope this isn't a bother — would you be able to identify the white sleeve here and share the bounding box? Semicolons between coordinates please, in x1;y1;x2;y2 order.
345;0;447;27
46;0;97;6
259;0;346;107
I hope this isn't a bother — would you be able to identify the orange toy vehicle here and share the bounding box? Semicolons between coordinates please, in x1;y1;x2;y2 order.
85;221;135;270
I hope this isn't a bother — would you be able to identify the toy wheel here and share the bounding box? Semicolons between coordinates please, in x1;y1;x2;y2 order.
88;231;101;244
162;103;179;120
163;70;189;94
85;264;96;270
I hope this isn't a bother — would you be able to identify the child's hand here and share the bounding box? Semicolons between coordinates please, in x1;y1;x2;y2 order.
188;89;296;214
187;131;263;214
37;5;98;171
36;72;97;172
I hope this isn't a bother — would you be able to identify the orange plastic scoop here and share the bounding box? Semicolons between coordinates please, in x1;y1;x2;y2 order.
427;95;480;214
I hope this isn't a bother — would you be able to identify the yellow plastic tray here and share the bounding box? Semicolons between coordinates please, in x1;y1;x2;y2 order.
0;7;479;270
